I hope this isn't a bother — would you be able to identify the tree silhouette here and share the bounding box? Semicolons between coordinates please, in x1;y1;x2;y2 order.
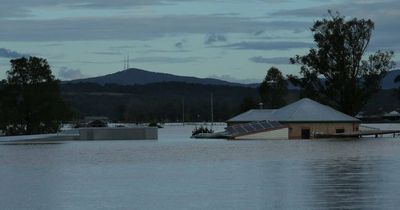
288;11;395;115
0;57;71;135
259;67;288;108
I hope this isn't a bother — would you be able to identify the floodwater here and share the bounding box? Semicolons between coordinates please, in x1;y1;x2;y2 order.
1;125;400;210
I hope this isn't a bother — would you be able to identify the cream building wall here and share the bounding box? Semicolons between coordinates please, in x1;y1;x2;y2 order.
287;122;359;139
235;128;289;140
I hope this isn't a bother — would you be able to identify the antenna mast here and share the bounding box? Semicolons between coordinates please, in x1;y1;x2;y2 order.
123;56;126;70
182;97;185;126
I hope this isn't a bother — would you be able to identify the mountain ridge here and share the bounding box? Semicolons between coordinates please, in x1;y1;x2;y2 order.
65;68;400;90
67;68;248;87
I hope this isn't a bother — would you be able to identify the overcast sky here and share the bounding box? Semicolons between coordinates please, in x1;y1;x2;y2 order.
0;0;398;83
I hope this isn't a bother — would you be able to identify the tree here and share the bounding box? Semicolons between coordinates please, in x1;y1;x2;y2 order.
259;67;288;108
395;75;400;100
289;11;395;116
0;57;71;135
239;96;257;113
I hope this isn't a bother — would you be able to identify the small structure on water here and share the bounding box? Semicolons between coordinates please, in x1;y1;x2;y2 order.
73;116;109;128
383;111;400;121
227;98;360;139
85;116;109;127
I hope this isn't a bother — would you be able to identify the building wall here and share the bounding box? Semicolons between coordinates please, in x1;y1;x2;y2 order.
235;128;289;140
287;122;359;139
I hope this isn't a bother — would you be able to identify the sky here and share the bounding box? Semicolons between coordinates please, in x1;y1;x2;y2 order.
0;0;399;83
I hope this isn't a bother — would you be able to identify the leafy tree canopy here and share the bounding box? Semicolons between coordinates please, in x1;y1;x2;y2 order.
239;96;258;113
0;57;71;136
288;11;395;115
259;66;288;108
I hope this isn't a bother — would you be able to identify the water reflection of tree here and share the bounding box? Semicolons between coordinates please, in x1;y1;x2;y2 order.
307;158;380;209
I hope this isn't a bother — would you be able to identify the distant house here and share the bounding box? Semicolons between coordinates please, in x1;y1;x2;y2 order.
227;98;360;139
77;116;109;128
85;117;108;127
383;111;400;121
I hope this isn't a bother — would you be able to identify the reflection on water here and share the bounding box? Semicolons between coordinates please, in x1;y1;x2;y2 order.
1;126;400;209
1;142;63;146
308;158;379;209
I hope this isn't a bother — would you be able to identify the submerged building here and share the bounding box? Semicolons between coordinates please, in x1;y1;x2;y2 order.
227;98;360;139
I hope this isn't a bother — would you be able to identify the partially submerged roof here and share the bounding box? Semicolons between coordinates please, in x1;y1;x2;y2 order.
228;98;360;123
225;120;286;138
383;111;400;117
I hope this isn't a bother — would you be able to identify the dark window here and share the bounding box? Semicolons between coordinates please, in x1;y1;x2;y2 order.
336;129;345;133
301;129;310;139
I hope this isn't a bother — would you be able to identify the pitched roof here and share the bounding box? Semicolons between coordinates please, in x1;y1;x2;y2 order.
228;109;277;122
383;111;400;117
227;98;360;123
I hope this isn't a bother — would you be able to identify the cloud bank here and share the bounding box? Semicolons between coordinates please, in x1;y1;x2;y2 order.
249;56;290;64
58;67;88;80
0;48;28;58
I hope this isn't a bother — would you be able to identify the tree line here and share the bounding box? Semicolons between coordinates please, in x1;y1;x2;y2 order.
60;82;259;123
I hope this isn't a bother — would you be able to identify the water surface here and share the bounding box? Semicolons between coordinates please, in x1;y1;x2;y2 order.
1;125;400;209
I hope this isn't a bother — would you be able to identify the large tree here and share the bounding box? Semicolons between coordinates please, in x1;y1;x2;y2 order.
0;57;71;135
289;11;395;115
259;67;288;108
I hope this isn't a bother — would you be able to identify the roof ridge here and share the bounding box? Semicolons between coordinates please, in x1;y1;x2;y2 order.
286;100;306;120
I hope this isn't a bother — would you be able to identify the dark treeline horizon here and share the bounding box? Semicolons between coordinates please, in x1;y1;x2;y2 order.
60;81;400;123
60;81;262;123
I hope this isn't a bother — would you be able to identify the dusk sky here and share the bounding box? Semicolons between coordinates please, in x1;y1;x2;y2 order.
0;0;398;83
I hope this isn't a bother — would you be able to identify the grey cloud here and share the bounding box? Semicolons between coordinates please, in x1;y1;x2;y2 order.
0;0;291;19
134;56;200;64
109;45;136;50
174;39;186;49
67;0;209;9
58;67;88;80
273;1;400;19
142;49;190;53
43;43;63;47
93;51;122;55
293;28;304;34
204;34;227;45
0;48;28;58
218;41;312;50
249;56;290;64
253;30;265;36
175;42;184;49
0;16;308;41
0;0;208;19
272;1;400;51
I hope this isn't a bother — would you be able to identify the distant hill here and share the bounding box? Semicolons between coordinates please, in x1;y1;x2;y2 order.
65;67;400;90
381;69;400;89
67;68;245;87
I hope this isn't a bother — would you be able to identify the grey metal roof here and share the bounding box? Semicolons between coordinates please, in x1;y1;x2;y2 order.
228;109;277;122
383;111;400;117
227;98;360;123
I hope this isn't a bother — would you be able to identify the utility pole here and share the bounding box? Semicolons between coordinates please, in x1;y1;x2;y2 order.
182;97;185;126
211;92;214;127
